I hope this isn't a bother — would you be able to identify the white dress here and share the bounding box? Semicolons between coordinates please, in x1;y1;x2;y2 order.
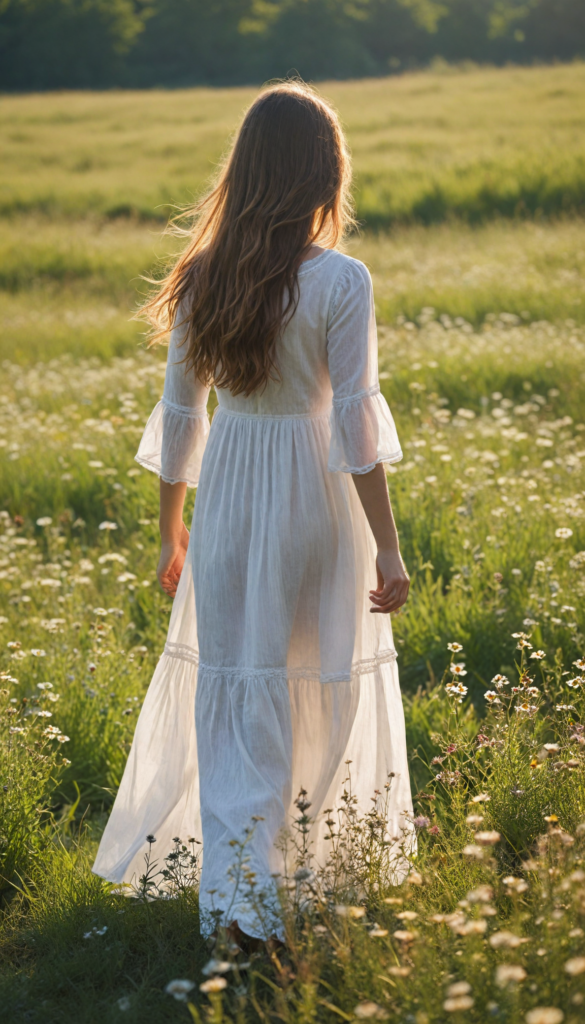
93;250;414;936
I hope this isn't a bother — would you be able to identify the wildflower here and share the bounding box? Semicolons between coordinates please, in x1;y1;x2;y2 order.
515;703;538;715
503;876;529;894
459;919;487;936
451;663;467;676
566;677;584;688
407;870;423;885
36;517;52;527
471;793;491;803
517;639;533;650
201;960;232;976
57;734;70;742
492;674;510;687
117;997;131;1011
512;632;531;639
30;649;46;657
489;931;528;949
413;816;430;829
392;929;415;943
565;958;585;976
525;1010;564;1024
466;814;484;825
447;642;463;653
530;650;546;660
165;979;195;1001
467;885;493;903
98;521;118;531
446;982;472;998
387;966;410;977
475;831;501;846
335;905;365;919
496;964;526;987
484;690;501;704
83;925;108;939
354;1002;388;1019
200;977;228;994
462;844;484;859
555;528;573;539
444;983;474;1011
368;927;389;937
444;996;474;1012
556;704;576;711
445;682;468;700
396;911;418;921
428;824;440;835
573;658;585;671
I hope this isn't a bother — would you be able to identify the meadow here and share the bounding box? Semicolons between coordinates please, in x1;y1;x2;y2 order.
1;64;585;1023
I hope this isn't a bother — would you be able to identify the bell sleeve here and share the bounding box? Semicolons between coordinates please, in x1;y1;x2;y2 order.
326;259;402;474
135;313;211;488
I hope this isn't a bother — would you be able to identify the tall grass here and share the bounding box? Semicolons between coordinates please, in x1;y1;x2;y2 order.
1;63;585;227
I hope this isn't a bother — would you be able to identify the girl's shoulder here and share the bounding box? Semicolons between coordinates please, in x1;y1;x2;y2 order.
300;249;372;297
324;252;373;320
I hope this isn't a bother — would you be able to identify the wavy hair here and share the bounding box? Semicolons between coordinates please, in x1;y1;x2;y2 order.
139;82;354;397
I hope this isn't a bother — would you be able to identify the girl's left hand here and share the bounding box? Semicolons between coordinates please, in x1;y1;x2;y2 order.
157;522;190;597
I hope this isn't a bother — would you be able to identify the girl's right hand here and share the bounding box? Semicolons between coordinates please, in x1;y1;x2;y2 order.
369;548;410;614
157;521;190;597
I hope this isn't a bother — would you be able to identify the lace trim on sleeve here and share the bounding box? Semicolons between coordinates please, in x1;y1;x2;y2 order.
135;398;210;489
328;389;403;475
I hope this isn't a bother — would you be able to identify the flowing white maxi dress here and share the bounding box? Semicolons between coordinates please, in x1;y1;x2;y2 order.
93;250;414;936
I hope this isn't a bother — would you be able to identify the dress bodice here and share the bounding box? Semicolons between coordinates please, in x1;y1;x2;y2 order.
136;248;401;483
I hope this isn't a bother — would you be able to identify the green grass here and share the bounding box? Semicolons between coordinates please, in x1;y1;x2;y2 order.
1;64;585;1024
1;63;585;227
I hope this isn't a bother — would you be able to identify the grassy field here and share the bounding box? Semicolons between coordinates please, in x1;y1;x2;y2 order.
1;65;585;1023
1;63;585;226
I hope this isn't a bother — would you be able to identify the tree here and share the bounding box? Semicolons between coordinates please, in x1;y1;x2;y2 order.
0;0;144;89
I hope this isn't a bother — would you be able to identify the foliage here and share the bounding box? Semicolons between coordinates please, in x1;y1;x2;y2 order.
0;0;584;89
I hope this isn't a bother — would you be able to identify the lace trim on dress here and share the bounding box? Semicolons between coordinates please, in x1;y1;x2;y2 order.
162;641;397;681
332;384;381;408
161;396;209;417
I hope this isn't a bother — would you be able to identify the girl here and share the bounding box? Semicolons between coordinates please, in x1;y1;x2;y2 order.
93;82;413;945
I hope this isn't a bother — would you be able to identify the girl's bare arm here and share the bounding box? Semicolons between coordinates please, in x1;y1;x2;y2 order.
157;479;188;597
351;463;409;614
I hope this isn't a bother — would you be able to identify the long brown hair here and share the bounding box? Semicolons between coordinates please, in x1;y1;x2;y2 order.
139;82;354;397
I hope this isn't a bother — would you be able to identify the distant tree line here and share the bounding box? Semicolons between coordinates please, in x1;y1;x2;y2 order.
0;0;584;91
